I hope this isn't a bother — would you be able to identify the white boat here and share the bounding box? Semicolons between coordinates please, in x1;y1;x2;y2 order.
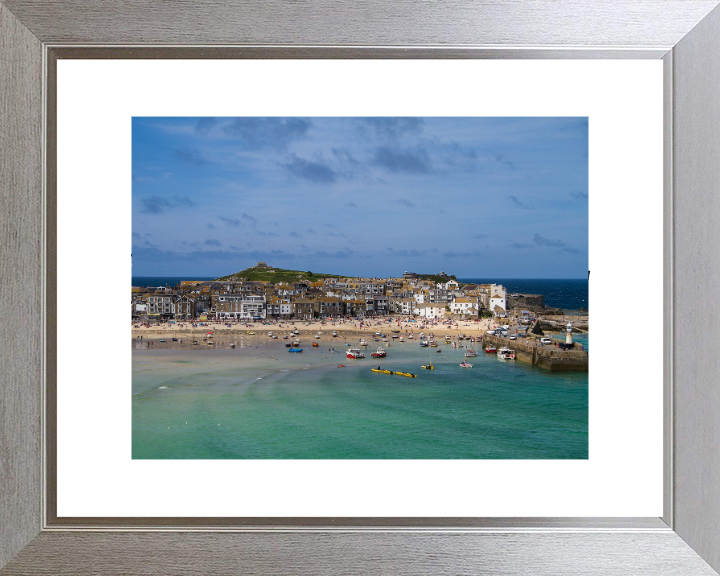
464;349;477;357
399;337;404;342
293;339;301;346
315;334;321;339
459;361;473;368
407;334;414;339
359;339;368;346
370;347;386;358
497;347;516;360
346;348;365;359
332;331;338;337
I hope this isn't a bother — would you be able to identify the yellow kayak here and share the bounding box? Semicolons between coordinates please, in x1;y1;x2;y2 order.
394;371;417;378
372;369;394;375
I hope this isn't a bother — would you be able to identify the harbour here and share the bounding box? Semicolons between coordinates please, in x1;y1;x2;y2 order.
133;333;588;459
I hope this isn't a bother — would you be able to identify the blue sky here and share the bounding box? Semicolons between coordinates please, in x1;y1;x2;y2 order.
132;117;588;278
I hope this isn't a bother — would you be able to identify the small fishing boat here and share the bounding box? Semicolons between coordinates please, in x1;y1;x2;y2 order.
192;340;198;345
485;344;497;353
283;335;289;339
372;368;394;375
292;339;301;346
158;338;165;342
430;341;438;348
289;348;303;353
420;340;429;347
359;339;368;347
421;364;434;370
315;334;321;339
459;361;473;368
312;342;319;347
230;343;236;348
399;337;404;342
407;334;414;339
171;337;178;342
346;348;365;359
338;364;345;368
332;331;338;337
285;342;292;347
497;347;516;360
464;349;478;357
371;347;386;358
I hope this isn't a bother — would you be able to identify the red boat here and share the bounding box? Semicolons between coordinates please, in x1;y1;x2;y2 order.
346;348;365;359
370;347;386;358
485;345;497;353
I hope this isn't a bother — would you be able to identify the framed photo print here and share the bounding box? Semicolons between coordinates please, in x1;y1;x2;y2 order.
2;1;720;575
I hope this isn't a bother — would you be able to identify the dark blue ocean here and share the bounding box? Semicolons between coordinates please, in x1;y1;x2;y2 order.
132;276;216;288
132;277;588;312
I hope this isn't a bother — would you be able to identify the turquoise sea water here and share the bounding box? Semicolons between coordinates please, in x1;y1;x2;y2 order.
133;339;588;459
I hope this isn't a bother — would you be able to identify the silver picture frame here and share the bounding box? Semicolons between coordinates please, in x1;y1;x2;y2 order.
2;1;720;574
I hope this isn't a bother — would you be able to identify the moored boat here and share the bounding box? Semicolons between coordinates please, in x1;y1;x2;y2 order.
346;348;365;359
372;368;394;375
421;363;434;370
289;348;303;353
371;347;386;358
464;349;477;357
459;361;473;368
485;344;497;353
497;347;516;360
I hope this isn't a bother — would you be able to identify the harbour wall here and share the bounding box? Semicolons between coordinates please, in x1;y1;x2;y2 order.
482;334;588;372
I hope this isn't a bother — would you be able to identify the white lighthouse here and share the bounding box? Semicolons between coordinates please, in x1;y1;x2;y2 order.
566;322;573;345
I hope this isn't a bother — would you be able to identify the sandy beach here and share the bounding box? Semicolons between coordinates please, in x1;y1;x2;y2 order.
132;315;588;347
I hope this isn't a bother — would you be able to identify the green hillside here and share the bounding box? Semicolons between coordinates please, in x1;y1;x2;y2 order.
217;267;349;283
418;273;457;283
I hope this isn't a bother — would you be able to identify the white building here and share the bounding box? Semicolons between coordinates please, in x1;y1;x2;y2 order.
241;295;267;320
414;303;446;319
488;284;507;313
449;297;475;315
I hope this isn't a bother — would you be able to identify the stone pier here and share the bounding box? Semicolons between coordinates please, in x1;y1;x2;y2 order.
482;333;588;372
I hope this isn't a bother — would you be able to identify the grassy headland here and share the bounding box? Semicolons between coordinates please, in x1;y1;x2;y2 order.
216;267;349;283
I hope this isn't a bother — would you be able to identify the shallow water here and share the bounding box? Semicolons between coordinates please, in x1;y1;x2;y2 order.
132;340;588;459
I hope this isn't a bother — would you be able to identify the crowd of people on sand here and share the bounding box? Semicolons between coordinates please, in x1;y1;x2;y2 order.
131;315;515;341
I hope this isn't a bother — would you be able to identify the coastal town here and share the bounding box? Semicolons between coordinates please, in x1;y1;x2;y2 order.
132;263;588;371
132;262;569;324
